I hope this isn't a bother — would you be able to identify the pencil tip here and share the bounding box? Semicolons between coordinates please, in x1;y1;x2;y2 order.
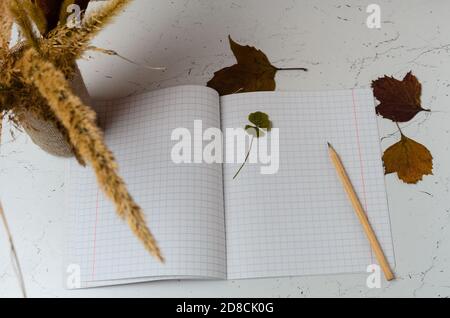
327;142;332;148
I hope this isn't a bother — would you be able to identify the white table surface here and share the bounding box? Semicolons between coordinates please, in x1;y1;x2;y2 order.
1;0;450;297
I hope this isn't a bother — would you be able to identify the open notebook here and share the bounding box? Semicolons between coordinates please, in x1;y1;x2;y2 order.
65;85;395;288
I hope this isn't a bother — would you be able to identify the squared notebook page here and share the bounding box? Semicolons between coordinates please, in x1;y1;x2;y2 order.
221;89;395;280
65;86;226;288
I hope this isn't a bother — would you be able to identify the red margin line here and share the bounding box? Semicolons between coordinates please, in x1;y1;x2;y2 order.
351;89;373;263
91;190;100;281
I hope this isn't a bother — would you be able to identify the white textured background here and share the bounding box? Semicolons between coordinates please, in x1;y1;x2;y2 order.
1;0;450;297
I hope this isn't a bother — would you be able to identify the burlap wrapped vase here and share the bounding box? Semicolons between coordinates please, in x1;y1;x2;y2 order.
19;65;91;157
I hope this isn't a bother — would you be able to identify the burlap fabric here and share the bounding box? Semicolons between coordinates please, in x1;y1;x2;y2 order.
20;65;91;157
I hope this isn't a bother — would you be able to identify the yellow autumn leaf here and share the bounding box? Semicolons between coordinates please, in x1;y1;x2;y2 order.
382;134;433;184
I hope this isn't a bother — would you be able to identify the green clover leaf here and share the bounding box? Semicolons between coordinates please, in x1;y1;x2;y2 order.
248;111;272;130
234;112;272;179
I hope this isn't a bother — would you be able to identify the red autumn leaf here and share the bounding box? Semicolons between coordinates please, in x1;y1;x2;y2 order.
372;71;430;122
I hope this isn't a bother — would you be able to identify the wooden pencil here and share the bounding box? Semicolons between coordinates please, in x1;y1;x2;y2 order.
327;142;395;281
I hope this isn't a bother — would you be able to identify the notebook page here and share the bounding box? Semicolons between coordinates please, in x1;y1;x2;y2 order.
221;89;395;279
65;86;226;288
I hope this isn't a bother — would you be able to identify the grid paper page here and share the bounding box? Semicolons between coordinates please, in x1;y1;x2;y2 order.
221;89;395;280
65;86;226;288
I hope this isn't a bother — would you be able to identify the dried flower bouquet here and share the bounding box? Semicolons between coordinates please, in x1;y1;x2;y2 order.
0;0;163;262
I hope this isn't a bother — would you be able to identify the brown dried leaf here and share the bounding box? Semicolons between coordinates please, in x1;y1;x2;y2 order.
60;0;91;26
382;134;433;184
74;0;90;11
35;0;91;33
372;71;429;122
207;36;278;96
35;0;64;32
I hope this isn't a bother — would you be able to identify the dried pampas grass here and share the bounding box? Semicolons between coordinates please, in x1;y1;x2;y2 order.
0;201;27;298
0;0;164;262
42;0;133;75
0;1;13;57
0;116;27;298
17;48;163;262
